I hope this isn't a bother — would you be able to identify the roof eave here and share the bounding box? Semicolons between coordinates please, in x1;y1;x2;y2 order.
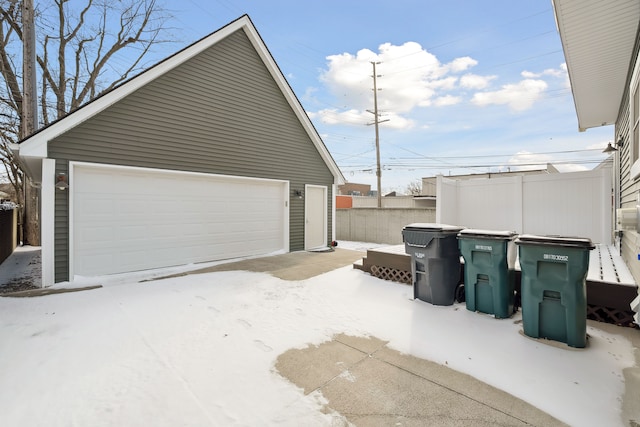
553;0;640;131
10;143;42;183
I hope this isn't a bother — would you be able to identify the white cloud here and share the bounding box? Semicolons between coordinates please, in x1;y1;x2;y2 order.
428;76;458;91
313;41;561;127
460;73;496;89
542;68;564;78
506;150;591;173
471;79;548;111
521;66;564;79
555;163;589;172
506;151;553;171
315;41;486;129
308;108;369;126
378;112;416;129
446;56;478;73
587;141;611;151
434;95;462;106
560;62;571;90
309;108;414;130
302;86;318;103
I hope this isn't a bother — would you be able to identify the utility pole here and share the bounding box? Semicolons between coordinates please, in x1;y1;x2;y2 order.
367;61;389;208
22;0;39;246
22;0;37;138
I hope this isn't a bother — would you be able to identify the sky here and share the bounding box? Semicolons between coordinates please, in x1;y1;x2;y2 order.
161;0;615;193
0;245;635;426
1;1;614;191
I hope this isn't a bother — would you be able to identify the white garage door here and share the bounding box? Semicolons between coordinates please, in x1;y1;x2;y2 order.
71;163;287;276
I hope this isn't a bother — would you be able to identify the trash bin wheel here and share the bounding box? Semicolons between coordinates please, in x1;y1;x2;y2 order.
455;283;465;303
514;290;521;313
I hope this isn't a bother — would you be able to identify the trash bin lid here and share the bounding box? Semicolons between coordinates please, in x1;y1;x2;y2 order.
403;223;465;232
514;234;595;249
457;229;517;240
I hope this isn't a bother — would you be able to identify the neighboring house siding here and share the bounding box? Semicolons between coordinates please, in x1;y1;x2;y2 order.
48;29;334;281
618;31;640;284
619;91;633;208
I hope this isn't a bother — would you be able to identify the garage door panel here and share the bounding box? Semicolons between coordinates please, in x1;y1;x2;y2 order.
72;165;286;276
81;225;116;245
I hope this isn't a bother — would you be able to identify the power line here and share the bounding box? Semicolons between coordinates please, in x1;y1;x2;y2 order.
336;144;610;174
389;147;606;160
425;9;554;52
339;158;607;173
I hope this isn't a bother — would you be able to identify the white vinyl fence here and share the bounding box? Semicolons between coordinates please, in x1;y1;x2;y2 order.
436;166;613;244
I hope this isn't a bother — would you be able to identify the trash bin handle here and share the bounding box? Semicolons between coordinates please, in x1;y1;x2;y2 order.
406;242;427;248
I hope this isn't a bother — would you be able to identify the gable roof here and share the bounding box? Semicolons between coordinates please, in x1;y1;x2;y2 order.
15;15;344;184
552;0;640;131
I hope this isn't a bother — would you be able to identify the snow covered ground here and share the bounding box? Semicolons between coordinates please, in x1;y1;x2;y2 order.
0;243;637;426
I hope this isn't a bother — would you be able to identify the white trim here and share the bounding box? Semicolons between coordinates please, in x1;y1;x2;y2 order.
630;159;640;181
630;54;640;180
599;167;614;244
331;184;337;243
18;16;345;185
68;160;290;185
304;184;328;250
41;159;55;287
68;163;76;279
283;181;291;253
68;161;290;279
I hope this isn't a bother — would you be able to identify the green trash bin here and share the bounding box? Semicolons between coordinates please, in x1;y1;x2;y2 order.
515;234;595;348
402;223;465;306
457;229;517;318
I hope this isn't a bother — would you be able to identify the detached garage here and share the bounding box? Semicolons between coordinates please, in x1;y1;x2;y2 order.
15;15;344;286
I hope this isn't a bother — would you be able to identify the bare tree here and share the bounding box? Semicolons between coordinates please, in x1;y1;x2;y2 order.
405;179;422;196
0;0;172;244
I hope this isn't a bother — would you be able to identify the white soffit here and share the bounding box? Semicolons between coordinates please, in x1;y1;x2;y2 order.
553;0;640;131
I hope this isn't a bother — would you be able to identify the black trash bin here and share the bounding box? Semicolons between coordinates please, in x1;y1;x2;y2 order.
402;223;465;305
515;234;595;348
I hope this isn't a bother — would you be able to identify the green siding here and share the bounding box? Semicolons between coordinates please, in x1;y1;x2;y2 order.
54;161;69;283
49;29;335;281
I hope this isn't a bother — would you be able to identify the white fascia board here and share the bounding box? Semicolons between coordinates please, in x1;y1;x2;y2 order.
9;143;43;183
17;16;253;160
242;22;346;185
17;135;47;158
